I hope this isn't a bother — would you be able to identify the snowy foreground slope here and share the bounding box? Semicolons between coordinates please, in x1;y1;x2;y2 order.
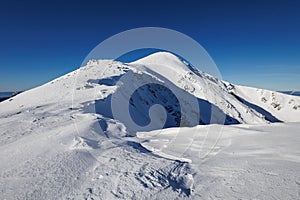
0;52;300;199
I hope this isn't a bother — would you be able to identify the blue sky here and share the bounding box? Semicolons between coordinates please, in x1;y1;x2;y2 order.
0;0;299;91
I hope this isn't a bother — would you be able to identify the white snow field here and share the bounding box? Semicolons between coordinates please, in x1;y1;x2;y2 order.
0;52;300;199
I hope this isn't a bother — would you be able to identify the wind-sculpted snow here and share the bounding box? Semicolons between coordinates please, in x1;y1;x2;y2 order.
0;52;300;199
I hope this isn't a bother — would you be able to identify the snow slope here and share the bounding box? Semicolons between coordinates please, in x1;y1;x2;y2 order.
0;52;299;199
225;83;300;122
137;123;300;199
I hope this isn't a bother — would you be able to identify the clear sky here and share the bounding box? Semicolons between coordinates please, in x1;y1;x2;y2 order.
0;0;299;92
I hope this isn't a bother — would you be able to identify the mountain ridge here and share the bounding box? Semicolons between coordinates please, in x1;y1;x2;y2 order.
1;52;299;125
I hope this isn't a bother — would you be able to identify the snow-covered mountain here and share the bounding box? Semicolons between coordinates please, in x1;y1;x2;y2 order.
2;52;298;127
0;52;299;199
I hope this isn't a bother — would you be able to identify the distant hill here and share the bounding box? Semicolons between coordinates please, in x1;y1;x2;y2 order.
0;92;12;102
0;92;13;98
0;92;22;102
279;91;300;96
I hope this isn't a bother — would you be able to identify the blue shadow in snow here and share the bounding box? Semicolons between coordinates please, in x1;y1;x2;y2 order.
93;74;239;134
231;93;282;123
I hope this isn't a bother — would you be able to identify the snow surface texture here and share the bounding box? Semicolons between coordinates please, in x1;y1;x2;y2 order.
0;52;299;199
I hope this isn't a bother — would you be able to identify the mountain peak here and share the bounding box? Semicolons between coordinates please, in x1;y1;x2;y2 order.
131;51;184;66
